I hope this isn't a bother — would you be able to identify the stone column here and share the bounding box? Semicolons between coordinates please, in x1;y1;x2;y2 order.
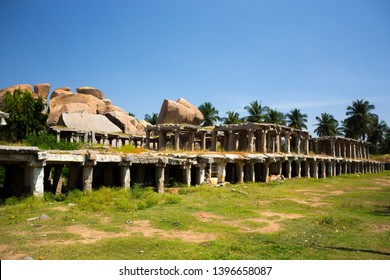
223;131;229;151
263;162;270;182
366;146;370;160
205;163;212;183
314;139;319;154
56;130;61;143
245;161;255;182
52;166;63;195
304;160;311;178
182;163;192;187
260;130;268;153
155;163;166;193
296;135;301;154
321;161;326;178
145;130;151;150
286;160;292;179
275;131;281;153
312;160;319;179
188;131;195;151
91;131;96;144
200;132;207;151
210;131;217;151
330;140;336;157
158;130;167;150
195;164;206;185
238;131;248;151
228;130;236;151
174;130;180;150
248;130;255;152
296;160;302;178
83;131;89;143
217;161;226;183
82;163;95;192
236;162;245;184
303;134;309;155
26;161;45;197
120;164;131;190
285;132;291;154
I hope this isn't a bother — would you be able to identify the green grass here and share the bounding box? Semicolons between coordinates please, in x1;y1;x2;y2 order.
0;171;389;260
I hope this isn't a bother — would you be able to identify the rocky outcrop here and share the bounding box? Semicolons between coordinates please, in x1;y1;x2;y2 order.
33;83;50;100
157;98;203;125
0;84;33;95
105;111;145;135
76;86;104;99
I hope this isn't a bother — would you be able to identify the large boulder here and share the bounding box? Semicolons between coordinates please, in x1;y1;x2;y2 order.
104;110;144;135
76;86;104;99
157;98;203;125
48;93;106;126
33;83;50;100
0;84;34;108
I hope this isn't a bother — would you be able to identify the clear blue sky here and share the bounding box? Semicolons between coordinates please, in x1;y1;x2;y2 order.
1;0;389;134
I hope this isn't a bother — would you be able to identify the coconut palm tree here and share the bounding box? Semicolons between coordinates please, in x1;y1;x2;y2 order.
144;113;158;125
222;111;243;124
343;99;377;140
244;100;268;123
198;102;220;126
314;113;342;137
286;108;308;130
264;108;286;125
368;116;388;154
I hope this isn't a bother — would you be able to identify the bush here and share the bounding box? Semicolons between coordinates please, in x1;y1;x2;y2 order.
164;194;182;204
25;131;81;150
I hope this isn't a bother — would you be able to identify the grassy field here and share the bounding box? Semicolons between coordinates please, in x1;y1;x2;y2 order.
0;171;389;260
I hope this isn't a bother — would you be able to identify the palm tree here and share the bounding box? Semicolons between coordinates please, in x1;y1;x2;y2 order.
368;116;388;154
144;113;158;125
264;108;286;125
343;99;377;140
314;113;342;137
198;102;220;126
222;111;243;124
286;108;308;130
244;100;268;123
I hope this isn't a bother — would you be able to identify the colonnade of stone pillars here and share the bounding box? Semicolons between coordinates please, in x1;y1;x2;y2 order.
312;137;371;160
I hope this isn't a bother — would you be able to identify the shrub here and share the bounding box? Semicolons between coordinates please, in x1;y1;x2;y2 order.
164;194;182;204
25;131;81;150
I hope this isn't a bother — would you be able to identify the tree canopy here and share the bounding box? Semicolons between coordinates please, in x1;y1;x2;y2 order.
286;108;308;130
244;100;268;123
198;102;220;126
314;113;342;137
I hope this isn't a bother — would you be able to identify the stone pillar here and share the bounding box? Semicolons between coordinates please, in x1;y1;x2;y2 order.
296;160;302;178
195;164;206;185
238;131;248;151
245;161;255;182
366;146;370;160
314;139;319;154
26;162;45;197
188;131;195;151
321;161;326;178
285;132;291;154
91;131;96;144
145;130;151;150
303;135;309;155
52;166;63;195
210;131;217;151
260;130;267;153
312;160;319;179
174;130;180;151
263;162;270;182
205;163;212;183
82;164;94;192
217;161;226;183
223;131;229;151
304;160;311;178
70;132;75;143
83;131;89;143
155;163;165;193
120;164;131;190
296;135;301;154
158;130;167;150
200;132;207;150
56;130;61;143
286;160;292;179
236;162;244;184
248;130;255;152
352;143;357;159
330;140;336;157
228;130;236;151
182;163;192;187
275;131;281;153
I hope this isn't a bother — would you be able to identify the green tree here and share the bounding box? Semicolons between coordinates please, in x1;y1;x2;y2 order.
128;112;136;117
264;108;286;125
222;111;243;124
198;102;220;126
144;113;158;125
286;108;308;130
314;113;342;137
1;89;48;141
343;99;377;140
244;100;268;123
368;117;388;154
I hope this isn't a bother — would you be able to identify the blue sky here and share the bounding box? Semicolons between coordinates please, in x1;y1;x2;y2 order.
1;0;389;134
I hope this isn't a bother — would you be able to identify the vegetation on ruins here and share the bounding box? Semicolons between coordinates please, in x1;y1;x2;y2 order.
264;108;286;125
367;116;390;154
198;102;221;126
144;113;158;125
314;113;342;137
244;100;268;123
0;89;48;142
128;112;136;117
286;108;308;130
222;111;243;124
0;172;388;260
